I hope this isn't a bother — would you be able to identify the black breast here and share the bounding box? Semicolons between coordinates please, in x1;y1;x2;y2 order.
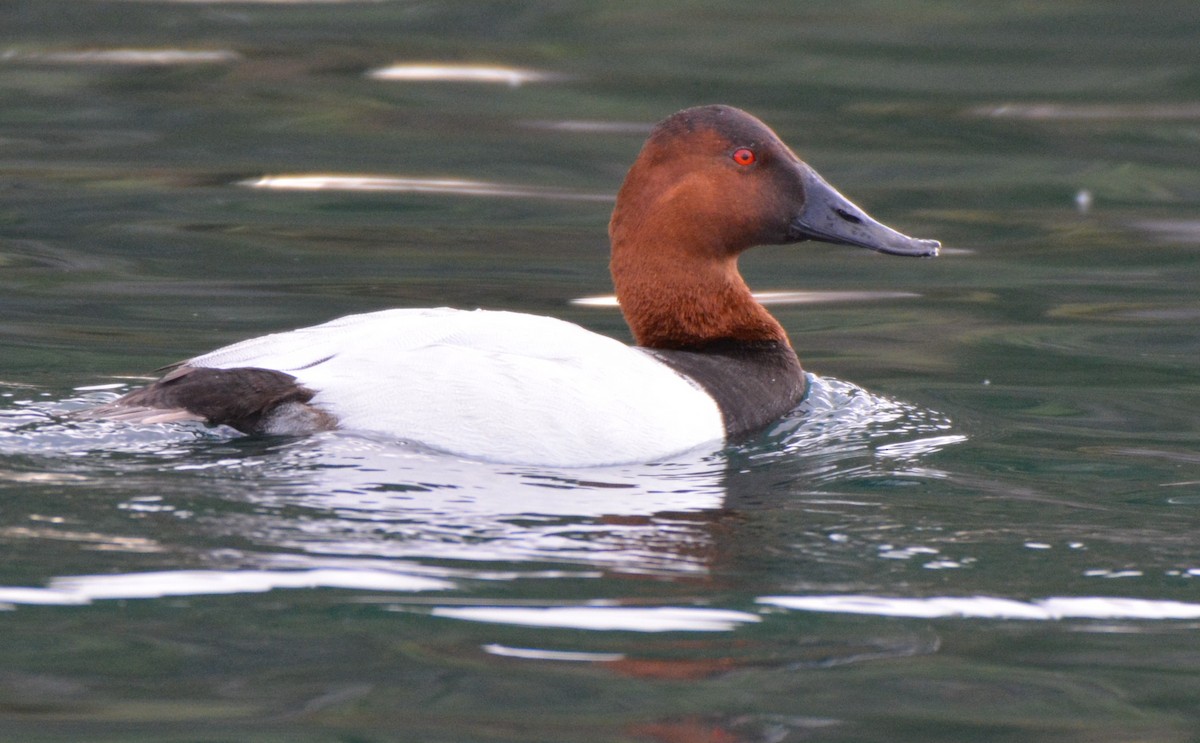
641;340;807;439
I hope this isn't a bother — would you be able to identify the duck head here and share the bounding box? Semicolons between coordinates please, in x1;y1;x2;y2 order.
609;105;939;350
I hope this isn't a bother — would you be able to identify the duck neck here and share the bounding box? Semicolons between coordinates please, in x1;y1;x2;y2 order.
610;231;790;351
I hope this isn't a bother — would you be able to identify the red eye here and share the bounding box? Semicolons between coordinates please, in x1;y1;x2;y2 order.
732;148;756;166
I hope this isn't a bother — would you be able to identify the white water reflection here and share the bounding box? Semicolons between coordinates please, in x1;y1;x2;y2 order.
875;434;969;460
760;595;1200;620
572;290;921;308
975;103;1200;120
1132;219;1200;244
522;120;652;135
213;432;729;574
0;568;450;607
366;64;557;86
483;644;626;662
5;49;240;65
242;174;610;201
428;605;760;632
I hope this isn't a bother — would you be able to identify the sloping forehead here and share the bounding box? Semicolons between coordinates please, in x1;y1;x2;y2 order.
650;105;780;149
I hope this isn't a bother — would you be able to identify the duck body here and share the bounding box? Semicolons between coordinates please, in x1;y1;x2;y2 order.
124;309;729;466
103;307;805;466
92;105;938;466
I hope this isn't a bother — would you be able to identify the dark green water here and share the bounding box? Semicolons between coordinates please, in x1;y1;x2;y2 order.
3;1;1200;741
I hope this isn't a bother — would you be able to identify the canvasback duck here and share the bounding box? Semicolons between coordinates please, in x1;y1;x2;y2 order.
91;105;939;466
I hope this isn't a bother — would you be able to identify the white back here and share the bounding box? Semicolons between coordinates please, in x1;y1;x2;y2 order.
188;308;725;466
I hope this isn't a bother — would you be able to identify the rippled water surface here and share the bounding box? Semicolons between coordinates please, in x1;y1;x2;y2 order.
3;2;1200;741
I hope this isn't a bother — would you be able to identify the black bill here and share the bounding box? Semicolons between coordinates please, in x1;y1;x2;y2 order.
788;165;940;257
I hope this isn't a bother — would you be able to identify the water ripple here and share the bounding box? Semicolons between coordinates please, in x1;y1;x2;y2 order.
0;376;963;579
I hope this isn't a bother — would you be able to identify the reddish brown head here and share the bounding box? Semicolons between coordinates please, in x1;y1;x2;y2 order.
609;105;938;350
